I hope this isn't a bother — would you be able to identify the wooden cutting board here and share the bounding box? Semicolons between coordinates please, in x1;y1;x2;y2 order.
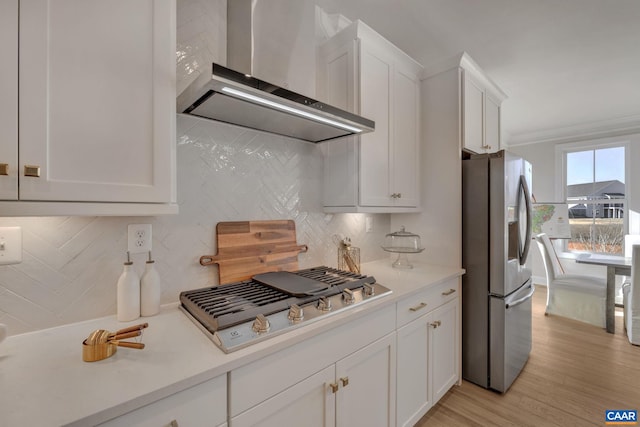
199;220;308;284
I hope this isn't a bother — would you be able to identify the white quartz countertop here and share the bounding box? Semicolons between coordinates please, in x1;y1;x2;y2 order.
362;259;464;297
0;260;463;427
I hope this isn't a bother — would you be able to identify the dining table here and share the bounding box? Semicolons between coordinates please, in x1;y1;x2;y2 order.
575;253;631;333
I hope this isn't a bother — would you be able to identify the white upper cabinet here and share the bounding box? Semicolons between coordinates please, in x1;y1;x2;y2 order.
462;72;486;154
484;92;502;153
318;20;422;213
460;56;506;154
423;52;506;156
0;0;18;200
0;0;177;215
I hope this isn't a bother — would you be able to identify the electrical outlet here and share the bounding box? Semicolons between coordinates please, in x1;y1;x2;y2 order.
127;224;152;254
365;216;373;233
0;226;22;265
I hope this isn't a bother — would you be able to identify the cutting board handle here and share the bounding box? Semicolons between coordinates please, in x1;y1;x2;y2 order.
200;244;308;266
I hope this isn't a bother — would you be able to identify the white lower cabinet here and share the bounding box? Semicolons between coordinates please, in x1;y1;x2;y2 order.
92;279;461;427
232;333;396;427
98;375;227;427
229;305;397;427
430;300;460;403
232;365;336;427
396;314;431;426
335;333;396;427
396;282;460;427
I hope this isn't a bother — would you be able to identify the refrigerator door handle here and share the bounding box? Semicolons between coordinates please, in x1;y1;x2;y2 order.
505;285;535;310
518;174;533;265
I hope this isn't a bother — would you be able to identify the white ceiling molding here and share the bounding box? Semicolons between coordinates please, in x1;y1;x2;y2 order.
421;52;507;103
506;114;640;147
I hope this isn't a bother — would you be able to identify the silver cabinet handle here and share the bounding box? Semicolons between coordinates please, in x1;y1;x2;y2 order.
441;288;456;296
409;302;427;312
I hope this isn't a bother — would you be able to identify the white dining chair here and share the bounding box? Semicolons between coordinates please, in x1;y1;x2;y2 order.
621;235;640;299
622;244;640;345
535;233;606;327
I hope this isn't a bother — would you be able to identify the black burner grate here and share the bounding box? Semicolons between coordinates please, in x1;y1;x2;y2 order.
180;266;375;332
184;281;291;318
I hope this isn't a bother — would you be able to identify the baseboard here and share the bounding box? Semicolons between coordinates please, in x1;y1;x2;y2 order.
532;276;547;287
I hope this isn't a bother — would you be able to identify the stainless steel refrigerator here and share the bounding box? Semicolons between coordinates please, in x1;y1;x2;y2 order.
462;150;534;393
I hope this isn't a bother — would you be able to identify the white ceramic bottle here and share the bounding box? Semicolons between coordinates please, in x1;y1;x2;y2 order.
117;252;140;322
140;251;161;316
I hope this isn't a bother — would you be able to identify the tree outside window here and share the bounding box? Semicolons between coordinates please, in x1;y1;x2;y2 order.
565;146;626;254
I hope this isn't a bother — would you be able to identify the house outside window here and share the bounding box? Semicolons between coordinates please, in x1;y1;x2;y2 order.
561;144;627;254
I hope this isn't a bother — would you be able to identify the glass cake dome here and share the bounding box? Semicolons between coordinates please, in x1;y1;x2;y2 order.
382;226;424;268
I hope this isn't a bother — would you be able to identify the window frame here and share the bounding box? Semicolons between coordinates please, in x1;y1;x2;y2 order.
555;137;630;254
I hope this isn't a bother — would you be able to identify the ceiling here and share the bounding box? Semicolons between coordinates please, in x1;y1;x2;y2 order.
314;0;640;145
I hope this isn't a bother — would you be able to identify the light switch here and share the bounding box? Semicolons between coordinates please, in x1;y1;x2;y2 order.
0;226;22;265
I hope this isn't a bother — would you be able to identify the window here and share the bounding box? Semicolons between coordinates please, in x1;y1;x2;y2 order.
564;145;626;254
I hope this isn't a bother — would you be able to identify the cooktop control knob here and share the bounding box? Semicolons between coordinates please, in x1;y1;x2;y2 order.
342;288;355;305
288;304;304;322
252;314;270;333
363;283;375;296
317;296;332;311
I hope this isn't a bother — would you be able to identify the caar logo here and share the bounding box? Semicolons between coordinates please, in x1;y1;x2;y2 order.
606;410;637;425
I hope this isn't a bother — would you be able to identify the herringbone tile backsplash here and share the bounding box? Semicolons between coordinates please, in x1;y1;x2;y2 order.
0;116;390;335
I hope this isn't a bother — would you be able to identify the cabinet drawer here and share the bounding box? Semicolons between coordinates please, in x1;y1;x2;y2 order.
396;279;459;327
98;375;226;427
231;365;335;427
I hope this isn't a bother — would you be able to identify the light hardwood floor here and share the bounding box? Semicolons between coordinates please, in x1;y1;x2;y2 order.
417;285;640;426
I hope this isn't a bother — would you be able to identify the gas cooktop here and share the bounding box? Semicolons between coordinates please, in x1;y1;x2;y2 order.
180;266;392;353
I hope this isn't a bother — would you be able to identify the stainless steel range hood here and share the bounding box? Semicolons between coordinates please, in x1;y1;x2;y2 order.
176;0;374;143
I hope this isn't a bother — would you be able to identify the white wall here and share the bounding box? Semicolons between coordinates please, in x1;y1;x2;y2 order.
508;132;640;285
391;67;462;269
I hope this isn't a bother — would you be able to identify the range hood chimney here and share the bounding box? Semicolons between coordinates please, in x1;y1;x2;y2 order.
177;0;374;143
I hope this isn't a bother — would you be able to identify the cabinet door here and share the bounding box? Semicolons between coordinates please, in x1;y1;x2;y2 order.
485;93;501;153
98;376;227;427
19;0;175;203
392;61;420;207
359;41;393;206
320;40;359;207
0;0;18;200
335;333;396;427
462;71;485;154
396;313;431;427
232;365;336;427
430;299;460;403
